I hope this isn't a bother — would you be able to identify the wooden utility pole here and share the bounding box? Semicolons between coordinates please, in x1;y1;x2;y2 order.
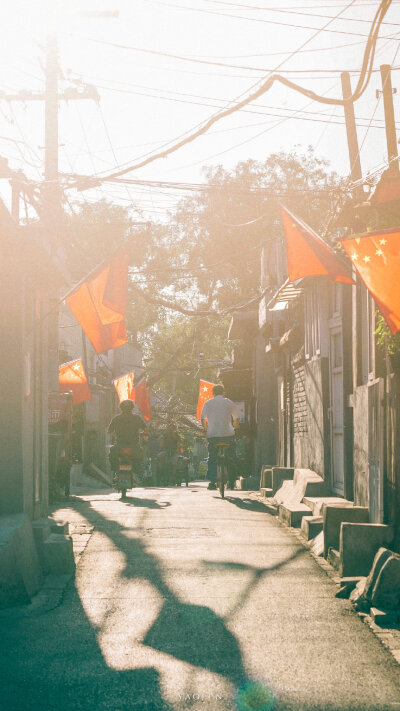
380;64;399;172
341;72;363;200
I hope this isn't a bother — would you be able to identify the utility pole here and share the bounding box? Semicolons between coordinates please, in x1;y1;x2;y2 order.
379;64;399;172
341;72;363;200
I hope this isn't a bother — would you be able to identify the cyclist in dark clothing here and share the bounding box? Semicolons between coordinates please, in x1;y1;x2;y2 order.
108;400;146;471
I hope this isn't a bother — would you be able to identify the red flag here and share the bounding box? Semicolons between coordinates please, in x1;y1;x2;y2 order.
196;380;217;420
66;249;129;354
113;371;135;403
280;205;353;284
341;227;400;333
59;359;91;405
133;378;151;421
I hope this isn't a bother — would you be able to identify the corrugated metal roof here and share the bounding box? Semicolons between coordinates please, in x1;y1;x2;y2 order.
267;278;303;311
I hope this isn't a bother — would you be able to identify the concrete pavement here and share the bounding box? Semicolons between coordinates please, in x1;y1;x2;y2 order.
0;482;399;711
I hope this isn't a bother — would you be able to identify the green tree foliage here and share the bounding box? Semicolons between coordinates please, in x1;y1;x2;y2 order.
66;149;344;410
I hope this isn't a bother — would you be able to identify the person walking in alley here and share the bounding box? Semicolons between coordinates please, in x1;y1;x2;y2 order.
201;384;239;490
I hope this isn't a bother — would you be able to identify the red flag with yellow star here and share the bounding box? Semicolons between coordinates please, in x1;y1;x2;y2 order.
342;227;400;333
59;359;91;405
66;248;129;354
196;380;217;420
280;205;353;284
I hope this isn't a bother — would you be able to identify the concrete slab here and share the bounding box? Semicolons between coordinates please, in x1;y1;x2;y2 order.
278;503;313;528
339;524;395;578
43;534;75;575
328;547;340;571
259;487;273;498
323;505;369;559
365;548;400;610
270;467;294;494
0;514;40;607
300;515;323;540
303;497;353;517
260;466;274;489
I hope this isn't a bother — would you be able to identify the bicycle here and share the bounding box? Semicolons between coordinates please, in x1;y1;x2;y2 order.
215;442;232;499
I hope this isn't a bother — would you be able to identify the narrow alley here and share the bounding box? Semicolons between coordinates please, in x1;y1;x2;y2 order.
1;482;399;711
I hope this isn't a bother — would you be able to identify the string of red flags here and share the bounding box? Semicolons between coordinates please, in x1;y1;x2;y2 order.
59;359;91;405
66;248;130;354
196;380;217;420
341;227;400;334
280;205;354;284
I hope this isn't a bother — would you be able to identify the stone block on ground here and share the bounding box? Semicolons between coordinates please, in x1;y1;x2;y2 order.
259;487;273;498
328;547;340;571
0;514;41;607
310;530;324;557
303;497;353;517
270;467;294;494
32;518;52;565
260;466;274;489
274;469;328;509
370;607;398;628
278;502;312;528
238;475;259;491
339;524;394;578
50;520;69;534
42;533;75;575
365;547;400;611
323;505;369;559
300;515;323;540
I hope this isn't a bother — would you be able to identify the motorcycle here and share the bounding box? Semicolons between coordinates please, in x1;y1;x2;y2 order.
113;446;142;499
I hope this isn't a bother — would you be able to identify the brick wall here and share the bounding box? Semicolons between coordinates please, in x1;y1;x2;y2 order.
293;362;308;435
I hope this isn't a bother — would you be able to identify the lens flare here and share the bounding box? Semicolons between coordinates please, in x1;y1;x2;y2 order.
235;681;275;711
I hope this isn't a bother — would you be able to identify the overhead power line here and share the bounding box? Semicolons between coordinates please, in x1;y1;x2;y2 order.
72;0;391;190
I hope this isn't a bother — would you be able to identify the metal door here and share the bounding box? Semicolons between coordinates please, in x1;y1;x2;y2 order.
329;324;345;495
368;379;384;523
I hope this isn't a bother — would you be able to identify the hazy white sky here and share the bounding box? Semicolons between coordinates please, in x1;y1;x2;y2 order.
0;0;399;220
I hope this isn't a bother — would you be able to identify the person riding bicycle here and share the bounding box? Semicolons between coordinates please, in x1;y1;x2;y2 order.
108;399;147;478
200;384;239;490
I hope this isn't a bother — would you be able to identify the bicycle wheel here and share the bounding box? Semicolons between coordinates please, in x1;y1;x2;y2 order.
218;462;227;498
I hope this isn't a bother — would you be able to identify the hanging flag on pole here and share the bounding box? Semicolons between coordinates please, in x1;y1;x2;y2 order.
59;359;91;405
113;371;135;403
66;248;130;354
133;378;151;421
341;227;400;333
196;380;217;420
280;205;353;284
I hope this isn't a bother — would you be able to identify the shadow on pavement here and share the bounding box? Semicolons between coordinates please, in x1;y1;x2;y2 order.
122;495;171;509
72;496;247;688
223;495;277;514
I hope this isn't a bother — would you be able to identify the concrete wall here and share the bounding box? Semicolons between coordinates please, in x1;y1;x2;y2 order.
292;359;308;469
254;334;277;474
305;357;330;478
291;355;329;479
353;384;369;508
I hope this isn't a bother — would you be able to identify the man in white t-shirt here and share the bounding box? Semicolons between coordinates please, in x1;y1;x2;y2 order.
201;384;239;490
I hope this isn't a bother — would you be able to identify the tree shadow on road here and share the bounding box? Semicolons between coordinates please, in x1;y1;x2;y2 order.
68;496;247;688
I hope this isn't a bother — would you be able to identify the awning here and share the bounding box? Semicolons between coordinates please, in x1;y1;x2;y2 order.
267;278;303;311
228;310;258;339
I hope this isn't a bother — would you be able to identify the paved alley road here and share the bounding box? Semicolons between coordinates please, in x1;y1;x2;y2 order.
1;483;400;711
